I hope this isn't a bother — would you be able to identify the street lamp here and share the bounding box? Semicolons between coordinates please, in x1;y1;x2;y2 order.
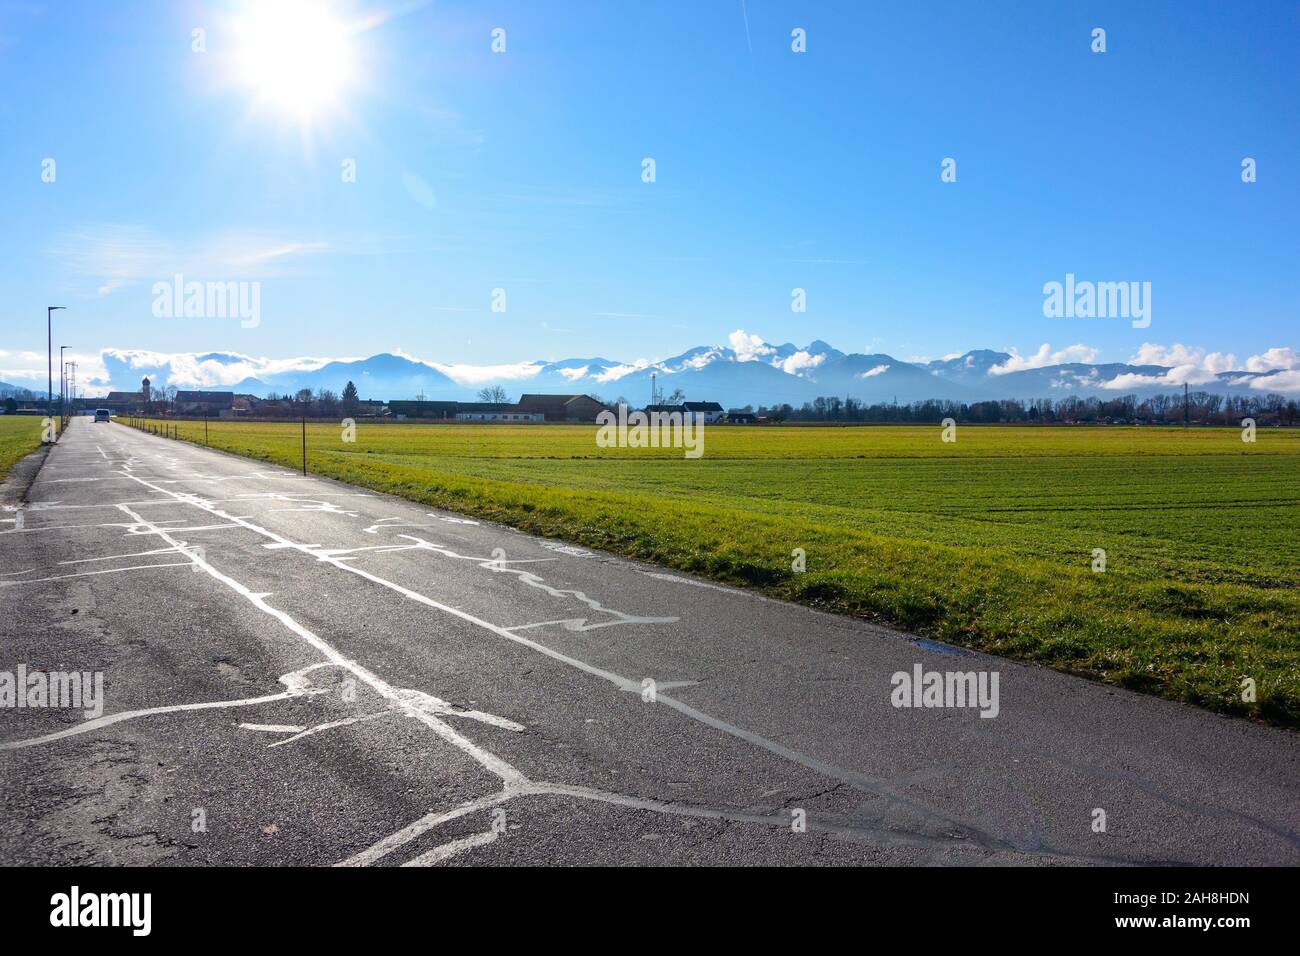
47;306;66;430
60;346;69;423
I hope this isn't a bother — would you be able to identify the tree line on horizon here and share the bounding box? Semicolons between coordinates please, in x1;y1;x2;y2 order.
741;391;1299;426
6;378;1297;427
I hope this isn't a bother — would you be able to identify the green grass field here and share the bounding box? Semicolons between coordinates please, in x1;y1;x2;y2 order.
135;418;1300;726
0;416;45;482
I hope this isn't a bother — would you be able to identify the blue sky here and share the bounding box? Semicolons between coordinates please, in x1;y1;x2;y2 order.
1;0;1297;391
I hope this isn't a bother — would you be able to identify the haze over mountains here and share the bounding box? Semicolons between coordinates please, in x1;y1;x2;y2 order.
28;333;1300;407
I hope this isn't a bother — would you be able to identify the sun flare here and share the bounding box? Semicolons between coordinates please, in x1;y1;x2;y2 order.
235;1;355;119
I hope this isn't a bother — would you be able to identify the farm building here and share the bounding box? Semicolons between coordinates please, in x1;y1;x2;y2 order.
640;401;726;424
387;400;458;420
174;391;236;416
516;394;609;423
682;401;725;424
454;402;544;422
101;391;143;413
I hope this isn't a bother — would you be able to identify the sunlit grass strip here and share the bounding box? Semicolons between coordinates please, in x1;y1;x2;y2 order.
0;416;46;481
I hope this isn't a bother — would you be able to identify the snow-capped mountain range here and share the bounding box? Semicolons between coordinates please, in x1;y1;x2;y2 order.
79;334;1300;406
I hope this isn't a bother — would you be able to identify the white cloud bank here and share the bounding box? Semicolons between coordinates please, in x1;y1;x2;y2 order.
988;344;1100;375
728;330;774;362
1090;343;1239;390
727;329;824;378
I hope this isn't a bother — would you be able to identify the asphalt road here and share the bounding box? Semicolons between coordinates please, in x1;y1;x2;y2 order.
1;418;1296;866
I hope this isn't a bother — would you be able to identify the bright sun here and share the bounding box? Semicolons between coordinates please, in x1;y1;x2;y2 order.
235;1;355;119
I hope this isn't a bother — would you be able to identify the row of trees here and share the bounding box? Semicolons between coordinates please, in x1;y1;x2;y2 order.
255;382;363;418
743;391;1300;425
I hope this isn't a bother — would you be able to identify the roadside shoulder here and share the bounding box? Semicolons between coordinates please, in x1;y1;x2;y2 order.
0;439;53;507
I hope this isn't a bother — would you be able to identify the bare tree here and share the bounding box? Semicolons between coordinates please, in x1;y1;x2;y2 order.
477;385;510;403
317;388;340;417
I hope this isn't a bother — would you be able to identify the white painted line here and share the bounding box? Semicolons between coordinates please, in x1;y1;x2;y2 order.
240;723;309;734
401;829;498;866
58;546;192;565
265;712;388;749
0;563;193;587
0;690;305;751
336;792;513;867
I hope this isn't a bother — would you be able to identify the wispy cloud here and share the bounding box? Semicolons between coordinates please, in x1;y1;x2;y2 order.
789;258;868;265
48;225;338;297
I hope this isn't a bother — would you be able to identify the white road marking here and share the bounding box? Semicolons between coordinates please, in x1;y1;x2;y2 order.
539;542;593;557
0;562;194;586
0;689;309;751
266;712;389;749
336;793;512;867
401;829;498;866
58;546;192;565
639;571;754;596
240;724;309;734
431;514;478;525
394;534;678;630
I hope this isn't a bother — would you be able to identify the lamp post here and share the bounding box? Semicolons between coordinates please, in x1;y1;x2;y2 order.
46;306;66;432
59;345;69;425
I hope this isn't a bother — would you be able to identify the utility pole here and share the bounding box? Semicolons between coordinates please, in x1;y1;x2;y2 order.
67;362;78;419
1184;382;1189;428
59;346;70;429
301;412;307;476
